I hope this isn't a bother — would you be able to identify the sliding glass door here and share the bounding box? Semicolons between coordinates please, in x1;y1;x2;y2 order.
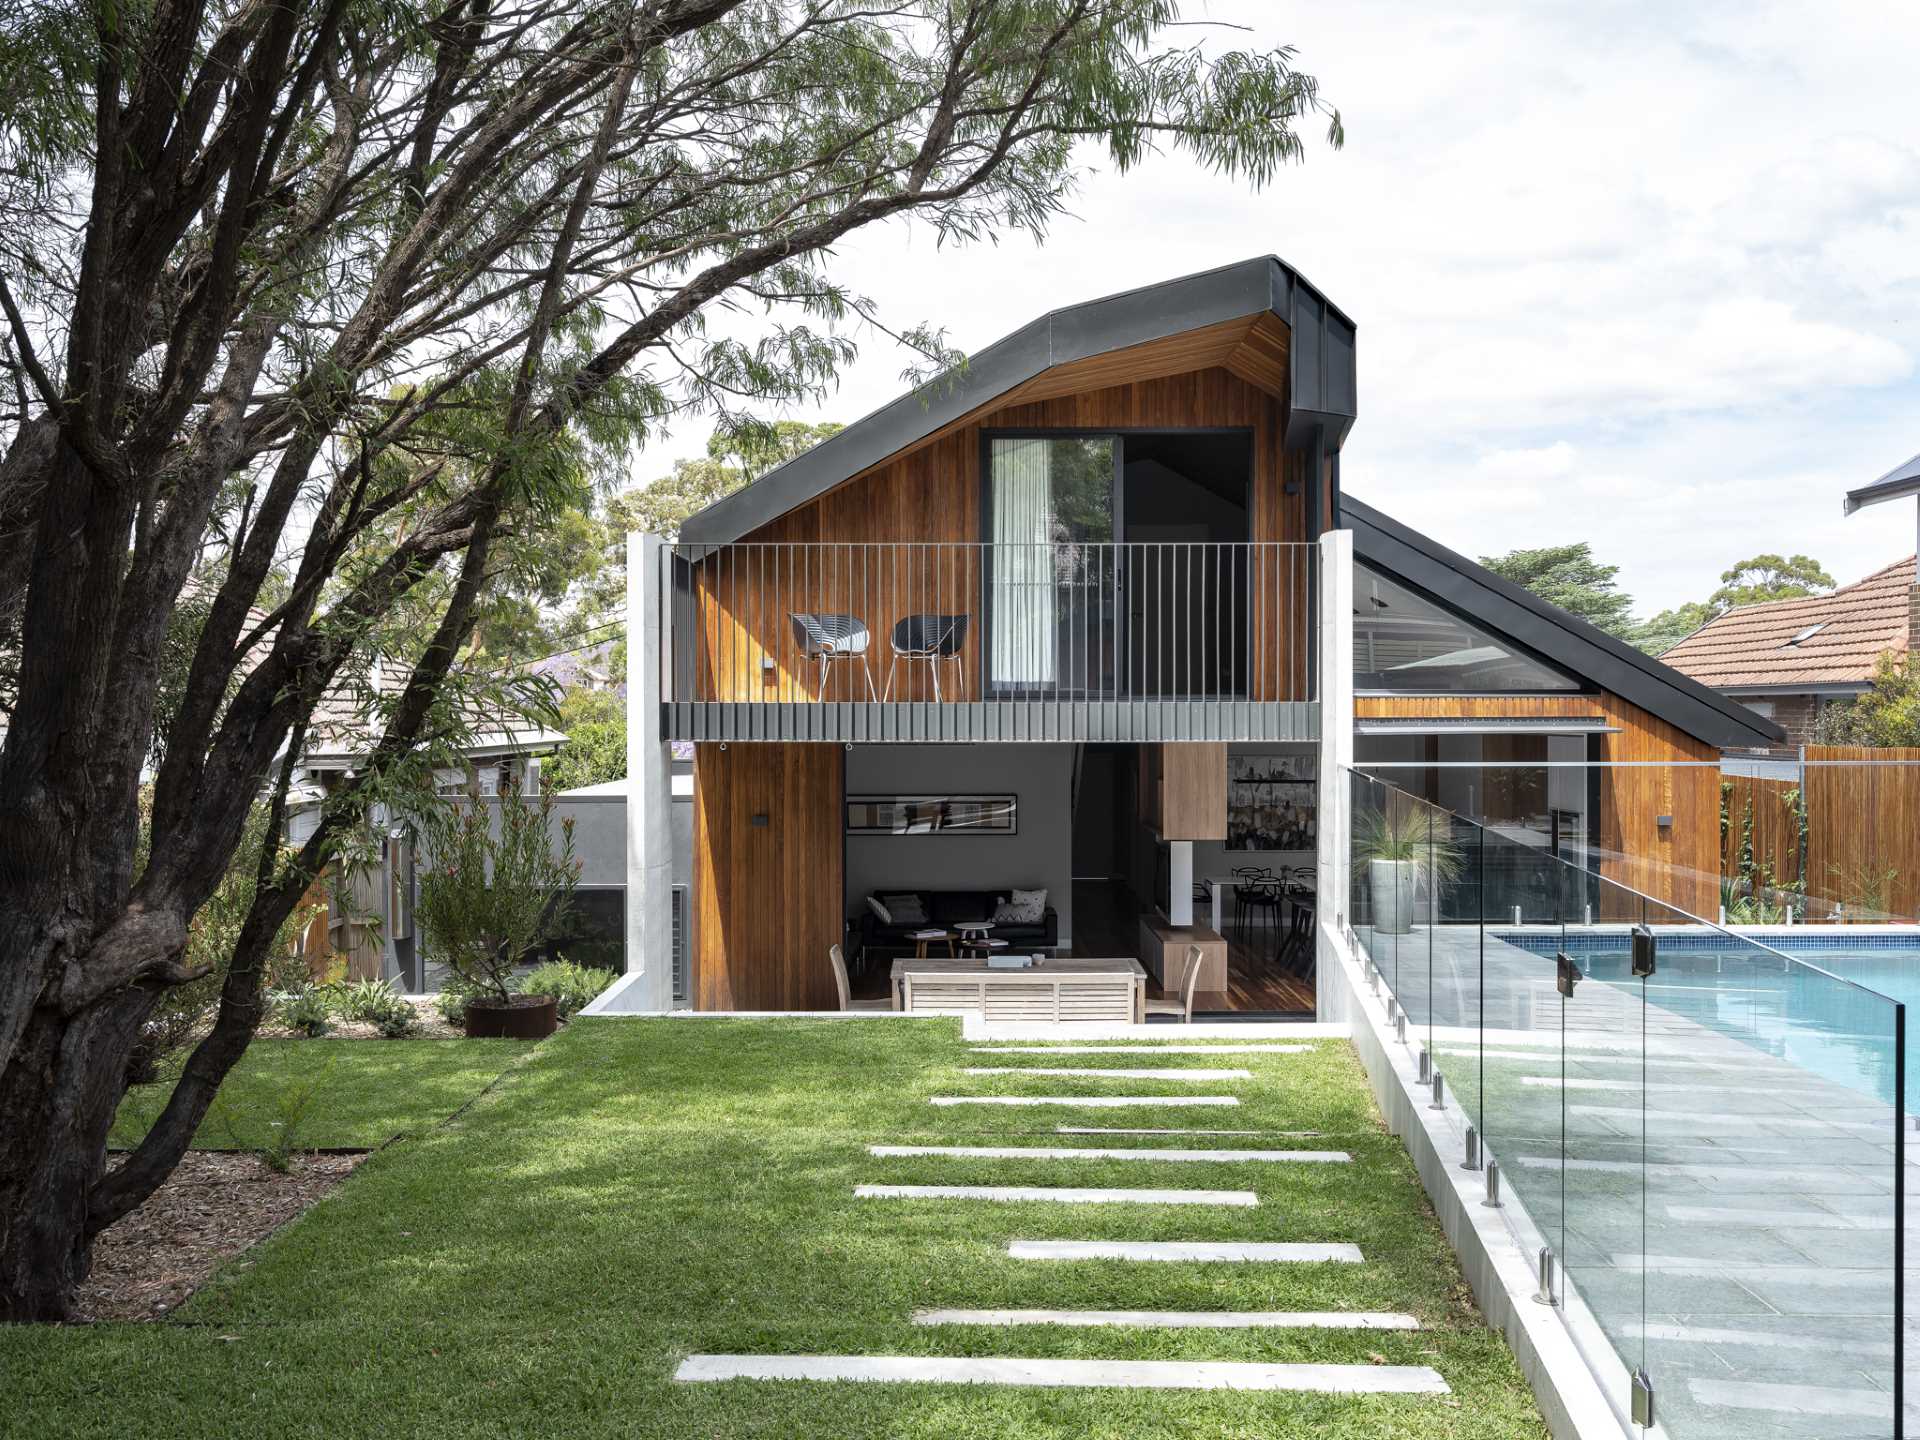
986;435;1118;697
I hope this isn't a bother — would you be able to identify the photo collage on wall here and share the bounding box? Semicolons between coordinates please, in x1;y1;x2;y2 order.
1226;754;1316;851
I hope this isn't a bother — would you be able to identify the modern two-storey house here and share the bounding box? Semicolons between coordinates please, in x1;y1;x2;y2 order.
618;257;1780;1017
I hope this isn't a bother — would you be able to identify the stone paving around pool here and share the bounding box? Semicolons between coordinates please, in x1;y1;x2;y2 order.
1357;918;1911;1440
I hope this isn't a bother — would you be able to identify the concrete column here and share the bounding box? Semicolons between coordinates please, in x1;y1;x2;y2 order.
1315;527;1355;1018
627;532;675;1007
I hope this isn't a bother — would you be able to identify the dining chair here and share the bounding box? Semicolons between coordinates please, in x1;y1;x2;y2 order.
1277;895;1316;979
1145;944;1206;1024
790;613;878;700
884;613;970;701
829;943;892;1012
1232;866;1283;955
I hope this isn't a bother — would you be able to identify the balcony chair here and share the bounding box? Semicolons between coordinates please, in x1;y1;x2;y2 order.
884;613;970;701
829;943;892;1012
790;612;877;700
1145;944;1206;1024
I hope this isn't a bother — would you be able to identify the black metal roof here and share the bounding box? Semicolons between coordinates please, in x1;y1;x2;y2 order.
1340;494;1786;750
1844;451;1920;515
680;255;1356;544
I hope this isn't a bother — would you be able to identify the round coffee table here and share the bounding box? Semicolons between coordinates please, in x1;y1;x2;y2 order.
955;921;998;955
908;928;956;960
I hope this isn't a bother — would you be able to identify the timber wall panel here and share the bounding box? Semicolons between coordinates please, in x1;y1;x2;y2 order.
693;743;844;1010
692;367;1312;704
1354;694;1722;917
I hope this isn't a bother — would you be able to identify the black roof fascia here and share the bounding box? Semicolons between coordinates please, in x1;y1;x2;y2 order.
1844;450;1920;514
1339;494;1785;750
680;256;1356;546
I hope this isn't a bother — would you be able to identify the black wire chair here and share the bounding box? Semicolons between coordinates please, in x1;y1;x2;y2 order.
884;613;970;701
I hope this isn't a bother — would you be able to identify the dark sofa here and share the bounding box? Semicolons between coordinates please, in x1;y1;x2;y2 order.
855;888;1058;957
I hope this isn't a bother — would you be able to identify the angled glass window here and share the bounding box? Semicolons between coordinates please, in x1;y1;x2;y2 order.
1354;563;1581;693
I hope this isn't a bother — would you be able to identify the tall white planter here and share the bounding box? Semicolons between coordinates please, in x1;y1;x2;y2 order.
1369;858;1419;936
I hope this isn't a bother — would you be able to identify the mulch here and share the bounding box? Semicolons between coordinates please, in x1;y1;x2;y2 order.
73;1151;367;1323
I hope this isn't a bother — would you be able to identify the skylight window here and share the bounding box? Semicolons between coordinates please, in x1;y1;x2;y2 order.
1785;622;1827;647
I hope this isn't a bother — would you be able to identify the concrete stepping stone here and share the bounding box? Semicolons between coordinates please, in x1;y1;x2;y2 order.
856;1184;1256;1206
912;1308;1419;1330
972;1045;1312;1055
962;1066;1251;1080
674;1354;1447;1393
870;1144;1349;1164
930;1095;1239;1108
1056;1126;1280;1136
1009;1239;1363;1263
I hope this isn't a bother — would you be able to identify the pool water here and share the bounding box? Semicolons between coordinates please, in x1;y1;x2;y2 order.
1505;933;1920;1111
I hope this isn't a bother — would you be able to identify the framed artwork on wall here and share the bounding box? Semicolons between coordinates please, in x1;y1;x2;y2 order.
846;794;1018;836
1227;754;1316;851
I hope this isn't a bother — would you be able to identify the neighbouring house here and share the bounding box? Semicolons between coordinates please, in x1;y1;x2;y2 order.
617;256;1780;1017
1661;555;1918;744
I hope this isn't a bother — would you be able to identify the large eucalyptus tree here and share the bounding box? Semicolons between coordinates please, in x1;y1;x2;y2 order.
0;0;1337;1319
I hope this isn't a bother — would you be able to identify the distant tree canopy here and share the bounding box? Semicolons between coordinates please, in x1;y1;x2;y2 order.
1709;554;1835;613
1479;543;1638;638
1631;601;1716;657
543;689;627;793
617;419;844;537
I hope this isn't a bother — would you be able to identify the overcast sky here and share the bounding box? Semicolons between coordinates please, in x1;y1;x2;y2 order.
663;0;1920;615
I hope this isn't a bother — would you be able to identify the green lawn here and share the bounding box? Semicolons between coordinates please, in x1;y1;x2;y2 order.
110;1038;537;1150
12;1020;1549;1439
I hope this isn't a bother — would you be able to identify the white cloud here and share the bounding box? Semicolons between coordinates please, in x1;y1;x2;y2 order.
645;0;1920;614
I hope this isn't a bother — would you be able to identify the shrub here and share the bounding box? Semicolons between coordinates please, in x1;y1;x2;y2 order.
375;1005;419;1039
276;984;333;1038
417;779;581;1004
337;978;404;1023
436;981;476;1028
519;961;615;1020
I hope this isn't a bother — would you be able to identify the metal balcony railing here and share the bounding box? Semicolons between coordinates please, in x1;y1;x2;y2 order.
659;542;1319;743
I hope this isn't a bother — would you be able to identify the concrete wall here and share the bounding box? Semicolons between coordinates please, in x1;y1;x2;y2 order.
844;744;1074;944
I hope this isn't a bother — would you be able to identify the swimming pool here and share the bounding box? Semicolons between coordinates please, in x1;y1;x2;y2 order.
1493;928;1920;1110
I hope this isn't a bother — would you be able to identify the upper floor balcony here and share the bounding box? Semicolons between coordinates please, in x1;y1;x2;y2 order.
657;541;1320;743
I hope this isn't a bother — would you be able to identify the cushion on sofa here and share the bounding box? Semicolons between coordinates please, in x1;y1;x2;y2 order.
992;888;1046;925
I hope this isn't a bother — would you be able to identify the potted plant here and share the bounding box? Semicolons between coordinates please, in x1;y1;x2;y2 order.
1354;800;1463;936
417;777;580;1038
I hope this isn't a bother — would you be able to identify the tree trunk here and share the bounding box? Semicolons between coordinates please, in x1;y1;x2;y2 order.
0;917;155;1323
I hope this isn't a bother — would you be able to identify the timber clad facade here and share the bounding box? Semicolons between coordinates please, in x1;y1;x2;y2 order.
658;256;1781;1014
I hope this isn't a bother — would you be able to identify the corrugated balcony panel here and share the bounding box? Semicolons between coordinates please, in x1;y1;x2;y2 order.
663;702;1319;744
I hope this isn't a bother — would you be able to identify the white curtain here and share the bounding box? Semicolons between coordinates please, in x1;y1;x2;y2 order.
990;438;1055;686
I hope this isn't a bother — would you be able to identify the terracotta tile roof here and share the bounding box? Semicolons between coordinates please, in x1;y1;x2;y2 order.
1661;556;1915;691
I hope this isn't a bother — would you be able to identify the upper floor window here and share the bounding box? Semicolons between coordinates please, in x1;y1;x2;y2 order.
1354;563;1580;693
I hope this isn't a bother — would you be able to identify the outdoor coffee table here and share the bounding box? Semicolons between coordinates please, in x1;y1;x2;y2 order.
889;956;1147;1023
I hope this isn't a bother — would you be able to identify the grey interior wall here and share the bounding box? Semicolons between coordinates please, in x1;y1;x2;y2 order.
845;744;1074;944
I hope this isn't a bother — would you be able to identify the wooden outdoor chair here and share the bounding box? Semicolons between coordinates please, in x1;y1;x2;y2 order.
1145;944;1206;1024
829;943;892;1012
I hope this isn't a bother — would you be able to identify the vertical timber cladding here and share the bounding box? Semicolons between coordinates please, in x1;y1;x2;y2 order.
695;360;1312;702
1353;694;1722;917
692;743;844;1010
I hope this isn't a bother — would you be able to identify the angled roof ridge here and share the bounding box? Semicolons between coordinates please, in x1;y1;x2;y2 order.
1339;492;1784;749
675;255;1357;545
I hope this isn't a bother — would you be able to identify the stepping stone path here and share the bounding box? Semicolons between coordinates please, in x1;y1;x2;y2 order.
1008;1240;1364;1263
870;1144;1350;1164
962;1066;1252;1080
674;1355;1448;1393
690;1035;1450;1404
914;1308;1421;1330
972;1044;1313;1055
856;1184;1257;1206
930;1095;1239;1107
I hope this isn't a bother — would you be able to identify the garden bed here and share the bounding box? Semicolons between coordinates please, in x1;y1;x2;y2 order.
75;1151;367;1322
